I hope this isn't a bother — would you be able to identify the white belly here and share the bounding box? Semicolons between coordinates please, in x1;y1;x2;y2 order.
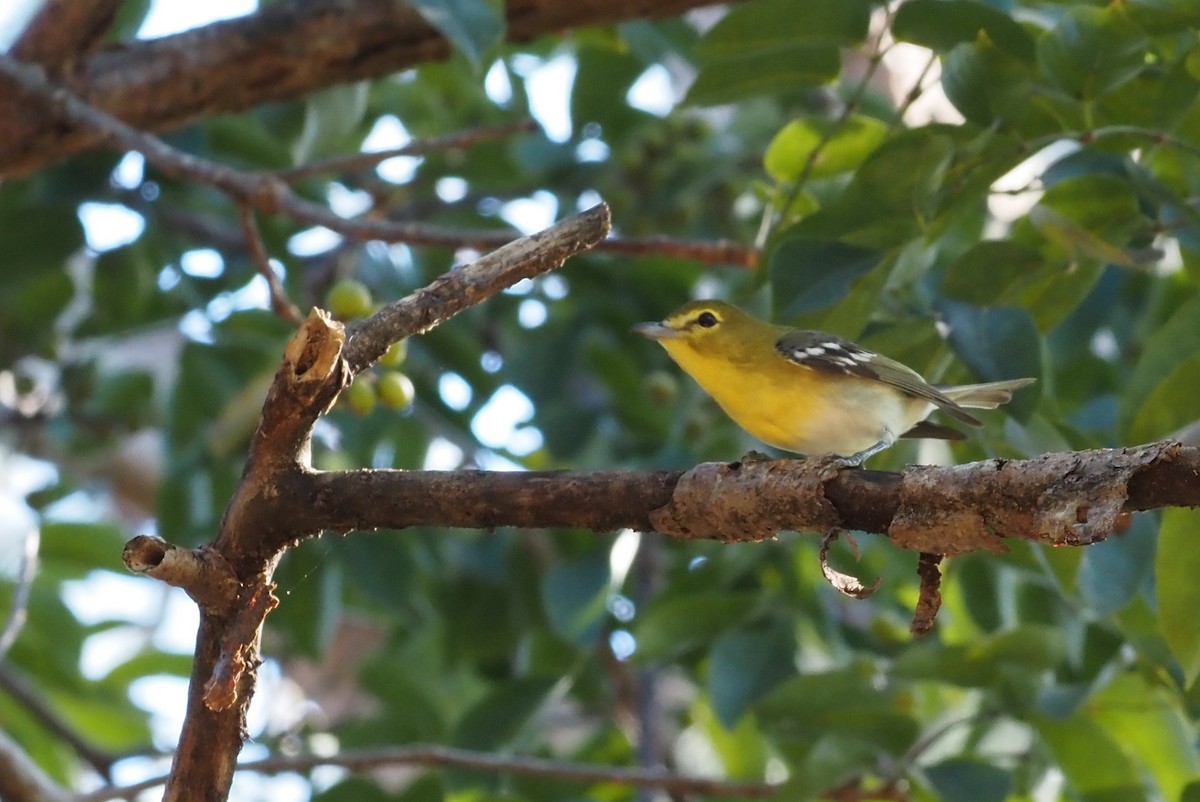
719;378;930;457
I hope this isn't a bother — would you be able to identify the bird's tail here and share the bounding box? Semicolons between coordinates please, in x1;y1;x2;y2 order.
939;378;1037;409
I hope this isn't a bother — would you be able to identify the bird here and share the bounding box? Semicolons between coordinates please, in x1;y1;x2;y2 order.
634;300;1036;466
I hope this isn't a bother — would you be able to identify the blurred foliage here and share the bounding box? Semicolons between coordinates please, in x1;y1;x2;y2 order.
2;0;1200;800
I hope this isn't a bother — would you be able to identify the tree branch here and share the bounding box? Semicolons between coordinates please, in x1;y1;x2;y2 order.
0;527;38;663
0;56;745;268
0;725;71;802
0;0;737;177
152;204;611;802
274;119;540;182
9;0;121;71
83;743;776;802
293;442;1198;550
0;665;119;784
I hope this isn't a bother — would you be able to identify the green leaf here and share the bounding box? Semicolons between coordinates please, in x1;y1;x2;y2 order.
695;699;770;780
941;301;1042;387
685;0;870;105
777;734;885;799
707;618;796;729
314;776;393;802
941;240;1044;305
925;759;1012;802
892;0;1036;61
1037;714;1147;800
1013;260;1106;333
1125;0;1200;31
941;38;1066;133
685;44;841;106
1122;292;1200;433
756;666;918;754
39;522;128;575
1033;174;1143;260
1038;6;1150;99
451;677;555;751
407;0;504;68
100;651;195;688
1077;514;1156;616
770;237;881;319
893;625;1068;687
1089;672;1199;801
292;82;371;163
1157;508;1200;687
541;552;611;645
53;693;151;752
571;44;650;138
793;127;956;248
695;0;870;56
1129;352;1200;443
633;590;760;662
763;115;888;182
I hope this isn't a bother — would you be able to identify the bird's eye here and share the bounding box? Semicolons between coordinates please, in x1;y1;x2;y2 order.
696;311;718;328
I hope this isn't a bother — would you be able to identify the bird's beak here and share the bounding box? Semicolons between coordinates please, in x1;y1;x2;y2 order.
632;321;681;340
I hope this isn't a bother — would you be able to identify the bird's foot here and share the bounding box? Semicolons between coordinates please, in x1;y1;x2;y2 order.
805;452;863;480
735;449;775;466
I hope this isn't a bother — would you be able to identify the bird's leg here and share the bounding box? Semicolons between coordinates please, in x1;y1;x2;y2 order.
813;430;896;475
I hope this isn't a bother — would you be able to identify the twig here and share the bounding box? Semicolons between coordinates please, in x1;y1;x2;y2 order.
890;50;939;129
341;204;612;373
0;56;754;268
0;527;38;663
0;55;550;249
0;665;119;781
910;552;943;636
0;726;71;802
820;529;881;599
765;6;897;243
81;743;779;802
595;234;758;268
236;204;304;325
276;119;540;181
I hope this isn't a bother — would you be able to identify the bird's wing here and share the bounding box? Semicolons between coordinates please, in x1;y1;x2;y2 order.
774;329;983;428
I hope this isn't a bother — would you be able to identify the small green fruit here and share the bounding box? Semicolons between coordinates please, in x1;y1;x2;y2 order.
326;279;373;319
643;370;678;405
377;339;408;368
377;371;415;409
344;377;376;415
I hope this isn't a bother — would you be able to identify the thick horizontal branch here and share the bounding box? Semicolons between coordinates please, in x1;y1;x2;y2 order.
296;442;1199;553
83;743;775;801
0;0;734;177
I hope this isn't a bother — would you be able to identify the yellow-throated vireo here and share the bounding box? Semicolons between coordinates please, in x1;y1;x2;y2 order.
634;300;1035;466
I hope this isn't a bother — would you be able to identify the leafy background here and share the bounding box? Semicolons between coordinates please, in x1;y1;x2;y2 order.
2;0;1200;800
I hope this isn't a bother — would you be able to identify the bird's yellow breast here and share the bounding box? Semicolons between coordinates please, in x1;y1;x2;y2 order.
658;338;924;456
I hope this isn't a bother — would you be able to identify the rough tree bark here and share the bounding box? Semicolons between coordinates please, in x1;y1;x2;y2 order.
0;0;737;177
